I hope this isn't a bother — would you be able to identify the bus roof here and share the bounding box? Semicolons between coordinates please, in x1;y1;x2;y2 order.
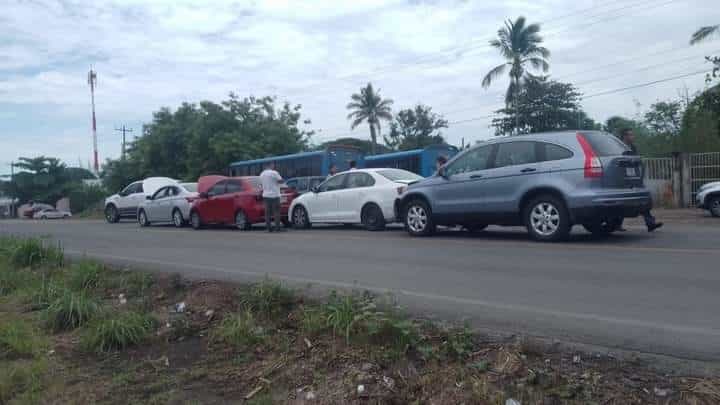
364;144;458;162
230;150;325;167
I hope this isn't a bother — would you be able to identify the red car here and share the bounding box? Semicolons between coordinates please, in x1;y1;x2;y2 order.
189;175;296;230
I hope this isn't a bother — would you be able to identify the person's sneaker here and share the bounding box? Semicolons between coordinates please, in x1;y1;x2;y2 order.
275;227;287;232
648;222;664;232
267;227;274;233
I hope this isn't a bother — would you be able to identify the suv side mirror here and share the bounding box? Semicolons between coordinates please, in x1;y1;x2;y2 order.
146;195;152;200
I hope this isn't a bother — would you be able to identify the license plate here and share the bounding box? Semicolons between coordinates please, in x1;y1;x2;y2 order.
625;167;637;177
281;196;287;203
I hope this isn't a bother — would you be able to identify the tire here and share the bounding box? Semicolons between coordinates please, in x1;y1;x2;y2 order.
190;211;203;230
41;216;47;220
172;209;185;228
235;210;251;231
138;210;150;227
105;205;119;223
709;195;720;218
292;206;311;229
465;224;488;233
361;203;386;231
524;195;571;242
404;199;435;237
583;217;623;236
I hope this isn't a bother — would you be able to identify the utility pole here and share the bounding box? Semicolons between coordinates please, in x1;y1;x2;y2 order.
88;68;99;174
114;125;133;159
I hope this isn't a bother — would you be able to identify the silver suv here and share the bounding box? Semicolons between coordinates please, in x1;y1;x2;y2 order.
396;131;651;241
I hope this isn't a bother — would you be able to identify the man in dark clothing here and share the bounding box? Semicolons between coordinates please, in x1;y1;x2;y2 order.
620;128;663;232
436;155;448;173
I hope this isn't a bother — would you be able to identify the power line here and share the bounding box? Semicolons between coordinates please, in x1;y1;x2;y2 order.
583;69;708;99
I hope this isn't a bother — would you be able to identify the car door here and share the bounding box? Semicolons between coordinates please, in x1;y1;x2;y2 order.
146;187;167;221
118;182;143;217
157;186;179;222
336;172;375;222
129;182;146;216
307;173;347;222
480;141;543;214
220;180;244;224
203;180;228;223
431;144;496;220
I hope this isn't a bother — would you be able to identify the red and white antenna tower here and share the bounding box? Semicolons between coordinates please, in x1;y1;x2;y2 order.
88;68;99;174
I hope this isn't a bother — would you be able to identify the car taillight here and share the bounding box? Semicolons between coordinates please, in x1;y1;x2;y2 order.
396;186;407;195
576;133;603;178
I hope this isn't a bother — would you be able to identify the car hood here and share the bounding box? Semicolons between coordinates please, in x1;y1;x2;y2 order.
699;181;720;192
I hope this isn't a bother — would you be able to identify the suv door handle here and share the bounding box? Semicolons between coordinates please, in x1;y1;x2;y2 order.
470;174;483;179
520;168;537;173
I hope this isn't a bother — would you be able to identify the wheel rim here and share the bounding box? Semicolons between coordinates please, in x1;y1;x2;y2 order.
711;199;720;215
530;202;560;236
191;213;200;228
406;205;427;233
139;212;147;226
106;207;116;222
294;207;306;226
173;211;182;226
364;207;378;226
235;211;246;229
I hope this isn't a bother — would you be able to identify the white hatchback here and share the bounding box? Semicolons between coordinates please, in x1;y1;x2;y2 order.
289;168;423;231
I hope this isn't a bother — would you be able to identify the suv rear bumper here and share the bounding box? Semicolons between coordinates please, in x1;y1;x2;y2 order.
568;191;652;223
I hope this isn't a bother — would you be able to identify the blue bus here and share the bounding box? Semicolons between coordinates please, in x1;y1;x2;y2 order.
229;146;363;178
364;144;460;177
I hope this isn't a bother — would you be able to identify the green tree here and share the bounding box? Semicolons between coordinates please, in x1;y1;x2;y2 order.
644;100;684;136
384;104;448;150
316;137;391;154
482;16;550;132
346;83;393;154
491;78;598;135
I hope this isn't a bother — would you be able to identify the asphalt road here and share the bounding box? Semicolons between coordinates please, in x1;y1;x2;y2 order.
2;215;719;363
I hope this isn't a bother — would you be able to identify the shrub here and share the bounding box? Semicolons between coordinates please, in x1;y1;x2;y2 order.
0;359;47;403
366;315;420;355
300;307;327;336
67;260;102;291
82;312;155;352
0;265;37;297
242;278;294;319
324;292;375;344
24;276;64;311
442;325;475;360
8;238;63;269
44;291;100;332
0;320;46;359
212;310;265;349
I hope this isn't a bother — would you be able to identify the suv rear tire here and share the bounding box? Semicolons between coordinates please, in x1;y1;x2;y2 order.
524;195;570;242
404;199;435;236
709;195;720;218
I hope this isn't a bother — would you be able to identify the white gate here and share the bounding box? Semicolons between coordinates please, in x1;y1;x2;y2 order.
642;157;677;207
690;152;720;205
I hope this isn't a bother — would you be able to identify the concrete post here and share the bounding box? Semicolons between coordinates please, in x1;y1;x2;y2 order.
679;152;692;208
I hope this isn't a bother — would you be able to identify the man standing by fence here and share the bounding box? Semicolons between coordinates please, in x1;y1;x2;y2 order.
621;128;664;232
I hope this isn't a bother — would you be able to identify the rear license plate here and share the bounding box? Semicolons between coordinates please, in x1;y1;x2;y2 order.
625;167;637;177
281;196;288;203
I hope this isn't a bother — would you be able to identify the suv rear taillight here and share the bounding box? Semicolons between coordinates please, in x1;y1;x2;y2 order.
576;133;603;178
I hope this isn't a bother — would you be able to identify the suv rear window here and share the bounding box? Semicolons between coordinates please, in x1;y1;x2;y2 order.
580;132;630;156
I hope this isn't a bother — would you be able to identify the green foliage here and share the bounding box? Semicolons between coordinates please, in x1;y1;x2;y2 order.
385;104;448;150
0;359;47;404
347;83;394;154
23;276;64;311
300;307;327;336
645;100;684;136
0;319;46;359
324;292;375;344
316;137;391;154
3;156;98;206
104;94;314;187
67;260;103;292
212;310;265;349
0;264;36;296
366;313;420;356
6;237;63;269
492;78;599;136
66;183;106;214
242;278;295;319
82;312;155;352
44;290;100;332
442;325;475;360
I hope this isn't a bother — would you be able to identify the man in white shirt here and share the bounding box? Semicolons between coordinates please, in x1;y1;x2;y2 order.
348;160;357;171
260;162;284;232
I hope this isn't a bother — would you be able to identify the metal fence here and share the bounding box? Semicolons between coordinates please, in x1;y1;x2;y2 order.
643;157;676;180
690;152;720;205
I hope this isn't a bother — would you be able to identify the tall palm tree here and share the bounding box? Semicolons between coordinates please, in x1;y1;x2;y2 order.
482;16;550;133
690;24;719;45
346;83;393;154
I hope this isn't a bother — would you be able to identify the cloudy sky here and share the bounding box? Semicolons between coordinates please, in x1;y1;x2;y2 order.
1;0;717;174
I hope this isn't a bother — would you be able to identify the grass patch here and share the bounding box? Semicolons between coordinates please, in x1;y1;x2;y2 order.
82;311;155;352
44;290;100;332
0;359;47;404
300;307;327;336
241;278;295;319
212;310;266;349
442;325;475;360
22;275;64;311
2;237;63;269
324;291;375;344
0;319;46;360
67;260;102;292
0;264;37;297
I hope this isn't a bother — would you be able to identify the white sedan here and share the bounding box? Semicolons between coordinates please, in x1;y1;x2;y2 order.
289;168;422;231
33;208;72;219
137;182;198;227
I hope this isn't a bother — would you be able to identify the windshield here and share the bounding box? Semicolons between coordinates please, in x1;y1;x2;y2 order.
180;182;197;192
377;169;423;182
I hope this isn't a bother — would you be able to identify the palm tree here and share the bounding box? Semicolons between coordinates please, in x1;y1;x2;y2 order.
482;17;550;133
346;83;393;154
690;24;719;45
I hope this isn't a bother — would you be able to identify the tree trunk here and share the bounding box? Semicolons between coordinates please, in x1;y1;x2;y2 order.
514;75;521;135
369;122;377;155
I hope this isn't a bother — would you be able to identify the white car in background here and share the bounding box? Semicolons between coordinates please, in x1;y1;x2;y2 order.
33;208;72;219
104;177;177;223
697;181;720;217
289;168;423;231
137;182;198;228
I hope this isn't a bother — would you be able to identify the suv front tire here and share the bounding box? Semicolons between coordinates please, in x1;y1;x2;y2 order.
404;199;435;236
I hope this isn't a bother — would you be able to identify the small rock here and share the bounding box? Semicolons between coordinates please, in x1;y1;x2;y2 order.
175;302;186;313
357;384;366;395
204;309;215;320
305;391;316;400
572;355;581;364
118;294;127;305
506;399;521;405
383;376;395;389
654;387;671;397
47;350;55;355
